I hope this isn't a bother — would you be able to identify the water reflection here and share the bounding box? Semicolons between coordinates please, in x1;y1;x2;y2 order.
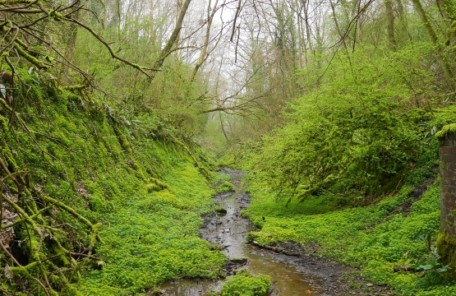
246;246;314;296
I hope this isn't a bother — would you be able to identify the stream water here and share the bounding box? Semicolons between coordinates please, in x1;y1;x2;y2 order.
160;169;323;295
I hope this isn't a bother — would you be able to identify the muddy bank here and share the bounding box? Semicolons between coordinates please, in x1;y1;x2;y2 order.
160;169;395;295
249;240;394;296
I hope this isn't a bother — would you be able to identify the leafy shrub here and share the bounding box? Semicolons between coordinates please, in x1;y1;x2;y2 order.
246;49;431;202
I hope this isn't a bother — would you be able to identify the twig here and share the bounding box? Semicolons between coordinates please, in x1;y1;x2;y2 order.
0;240;49;294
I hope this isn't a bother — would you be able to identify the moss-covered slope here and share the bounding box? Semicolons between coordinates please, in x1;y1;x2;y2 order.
0;70;224;295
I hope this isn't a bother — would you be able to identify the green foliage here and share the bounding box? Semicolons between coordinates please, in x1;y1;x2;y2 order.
76;128;225;294
212;172;235;193
221;271;271;296
245;45;440;203
73;25;209;139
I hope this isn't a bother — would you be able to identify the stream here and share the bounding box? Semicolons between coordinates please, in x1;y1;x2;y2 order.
159;169;326;295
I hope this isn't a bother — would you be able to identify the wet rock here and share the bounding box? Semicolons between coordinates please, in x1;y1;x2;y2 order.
222;257;248;276
215;207;227;215
230;257;248;264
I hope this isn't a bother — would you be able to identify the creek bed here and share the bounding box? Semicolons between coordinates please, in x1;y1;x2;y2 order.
159;169;324;295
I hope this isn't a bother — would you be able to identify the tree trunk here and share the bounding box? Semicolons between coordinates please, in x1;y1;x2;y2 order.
384;0;397;50
149;0;192;81
411;0;455;91
329;0;349;51
191;0;217;81
437;124;456;275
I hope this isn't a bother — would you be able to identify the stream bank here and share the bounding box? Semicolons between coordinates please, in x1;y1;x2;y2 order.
159;169;394;295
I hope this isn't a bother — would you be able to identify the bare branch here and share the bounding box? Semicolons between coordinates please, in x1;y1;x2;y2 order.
63;17;158;78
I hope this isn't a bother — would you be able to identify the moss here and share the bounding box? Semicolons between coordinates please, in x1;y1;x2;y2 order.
436;231;456;273
113;125;133;155
13;41;49;69
218;181;235;193
0;114;8;128
221;271;271;296
435;123;456;141
1;67;223;295
63;84;85;91
145;177;168;192
212;172;235;193
2;145;19;172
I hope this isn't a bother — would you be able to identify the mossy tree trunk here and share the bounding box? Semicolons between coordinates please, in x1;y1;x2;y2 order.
437;124;456;273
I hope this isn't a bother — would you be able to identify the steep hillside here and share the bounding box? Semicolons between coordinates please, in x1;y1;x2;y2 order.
0;70;224;295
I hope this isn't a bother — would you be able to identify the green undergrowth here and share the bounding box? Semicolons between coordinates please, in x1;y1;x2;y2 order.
221;271;271;296
0;70;225;295
243;180;456;295
212;171;235;194
239;99;456;295
78;161;226;295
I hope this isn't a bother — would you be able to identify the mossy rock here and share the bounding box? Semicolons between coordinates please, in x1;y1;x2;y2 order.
215;207;228;215
219;181;235;193
221;271;271;296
